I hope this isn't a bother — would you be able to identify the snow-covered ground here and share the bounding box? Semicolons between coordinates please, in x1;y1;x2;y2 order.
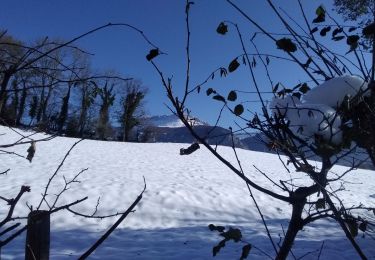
0;126;374;259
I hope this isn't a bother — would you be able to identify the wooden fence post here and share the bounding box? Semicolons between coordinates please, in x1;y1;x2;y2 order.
25;210;50;260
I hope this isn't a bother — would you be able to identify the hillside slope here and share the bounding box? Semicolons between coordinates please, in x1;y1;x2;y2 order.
0;126;374;259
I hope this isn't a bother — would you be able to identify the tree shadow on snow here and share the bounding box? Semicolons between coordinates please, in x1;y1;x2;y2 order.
2;224;374;260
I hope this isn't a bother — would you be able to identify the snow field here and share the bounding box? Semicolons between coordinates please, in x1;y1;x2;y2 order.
0;126;374;259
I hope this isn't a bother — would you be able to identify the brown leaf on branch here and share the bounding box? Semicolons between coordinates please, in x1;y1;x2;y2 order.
26;141;36;163
146;49;159;61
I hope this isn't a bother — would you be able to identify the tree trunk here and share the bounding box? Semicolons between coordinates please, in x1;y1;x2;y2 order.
122;123;127;142
57;85;72;134
78;89;89;137
10;87;19;126
25;210;50;260
276;201;305;260
36;85;45;123
122;112;131;142
97;107;109;140
0;71;12;116
78;106;88;137
16;83;27;125
366;146;375;167
41;86;52;122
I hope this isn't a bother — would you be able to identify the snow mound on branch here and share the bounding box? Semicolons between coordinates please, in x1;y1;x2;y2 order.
303;75;368;108
269;95;301;116
270;97;342;144
269;75;370;145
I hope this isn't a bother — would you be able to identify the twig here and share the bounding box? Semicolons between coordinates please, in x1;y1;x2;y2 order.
0;223;20;236
0;169;10;175
229;130;278;255
0;135;55;149
253;165;285;191
16;23;164;73
0;149;26;159
37;139;83;210
78;177;146;259
317;241;325;260
0;197;87;248
181;0;193;106
50;168;88;209
0;186;30;228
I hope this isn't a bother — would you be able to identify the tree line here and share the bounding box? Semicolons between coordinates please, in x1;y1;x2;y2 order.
0;22;159;258
0;32;147;141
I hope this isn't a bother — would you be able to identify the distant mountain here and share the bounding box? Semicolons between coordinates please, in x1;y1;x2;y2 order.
138;115;246;148
137;115;374;169
144;125;245;148
143;114;208;128
241;132;271;152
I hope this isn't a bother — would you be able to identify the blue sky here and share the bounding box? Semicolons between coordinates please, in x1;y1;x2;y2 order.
1;0;350;127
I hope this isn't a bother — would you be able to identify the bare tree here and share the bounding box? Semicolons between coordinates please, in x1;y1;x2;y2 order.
0;33;25;116
119;79;147;142
150;1;375;259
77;80;97;137
16;70;32;125
96;81;115;140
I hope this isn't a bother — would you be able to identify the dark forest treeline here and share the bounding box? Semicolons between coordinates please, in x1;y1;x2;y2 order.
0;31;147;141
